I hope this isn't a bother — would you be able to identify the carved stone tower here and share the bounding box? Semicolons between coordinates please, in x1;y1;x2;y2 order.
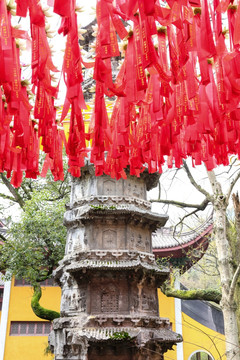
49;166;181;359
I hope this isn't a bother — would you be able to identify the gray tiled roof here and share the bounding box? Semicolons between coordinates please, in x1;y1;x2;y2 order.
152;216;213;249
66;259;168;273
71;327;180;343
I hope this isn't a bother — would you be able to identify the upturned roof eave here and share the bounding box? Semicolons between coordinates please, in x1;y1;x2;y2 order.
152;223;213;259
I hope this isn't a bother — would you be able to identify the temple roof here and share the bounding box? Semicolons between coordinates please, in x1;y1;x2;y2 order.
152;215;213;259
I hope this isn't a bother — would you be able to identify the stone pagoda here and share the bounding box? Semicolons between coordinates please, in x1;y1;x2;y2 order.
49;166;181;359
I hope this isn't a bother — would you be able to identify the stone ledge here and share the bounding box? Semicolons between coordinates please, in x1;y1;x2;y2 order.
51;326;181;345
65;259;168;274
64;206;168;228
68;195;152;211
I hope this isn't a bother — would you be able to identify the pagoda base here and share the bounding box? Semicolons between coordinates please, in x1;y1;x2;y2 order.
49;321;178;360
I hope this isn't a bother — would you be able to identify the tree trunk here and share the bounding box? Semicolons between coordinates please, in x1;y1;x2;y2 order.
231;193;240;342
31;283;60;321
209;173;240;359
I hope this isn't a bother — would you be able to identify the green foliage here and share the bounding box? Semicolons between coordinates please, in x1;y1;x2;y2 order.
0;172;69;285
0;167;70;321
110;331;132;340
44;344;54;357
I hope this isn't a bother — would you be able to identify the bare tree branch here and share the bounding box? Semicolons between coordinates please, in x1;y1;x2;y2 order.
151;197;210;211
229;263;240;303
183;160;212;200
0;193;16;203
173;208;204;236
226;170;240;204
0;174;25;209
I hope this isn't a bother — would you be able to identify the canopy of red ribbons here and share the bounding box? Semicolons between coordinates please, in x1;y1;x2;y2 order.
1;0;240;186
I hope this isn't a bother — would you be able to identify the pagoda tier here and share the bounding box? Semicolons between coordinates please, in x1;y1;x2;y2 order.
49;166;181;360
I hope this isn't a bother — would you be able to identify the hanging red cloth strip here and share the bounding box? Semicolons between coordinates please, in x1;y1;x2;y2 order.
3;0;240;185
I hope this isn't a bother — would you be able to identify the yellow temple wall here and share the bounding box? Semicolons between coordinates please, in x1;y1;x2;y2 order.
1;281;226;360
158;290;226;360
3;281;60;360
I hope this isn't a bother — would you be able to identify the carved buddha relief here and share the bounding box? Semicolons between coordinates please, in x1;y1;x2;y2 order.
103;179;116;195
65;233;73;254
102;229;117;249
126;181;132;197
141;291;158;312
132;183;139;198
129;232;135;250
145;235;151;252
71;228;85;252
69;291;79;311
131;289;140;312
136;234;145;252
71;178;88;202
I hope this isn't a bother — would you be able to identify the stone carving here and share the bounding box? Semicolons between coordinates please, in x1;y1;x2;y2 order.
59;272;87;315
145;235;150;252
126;181;132;197
124;179;145;199
131;292;140;312
101;284;119;313
136;233;144;251
126;227;152;252
79;290;87;312
133;183;140;198
103;179;116;195
60;273;73;314
66;228;86;254
70;195;151;210
142;291;158;312
69;289;79;311
61;290;71;314
72;228;85;251
51;167;181;359
102;229;117;249
65;233;73;254
129;232;135;250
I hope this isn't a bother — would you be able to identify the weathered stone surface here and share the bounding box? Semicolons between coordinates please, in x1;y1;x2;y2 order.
50;166;182;359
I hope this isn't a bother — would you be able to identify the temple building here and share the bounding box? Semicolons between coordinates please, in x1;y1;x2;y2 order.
0;188;225;360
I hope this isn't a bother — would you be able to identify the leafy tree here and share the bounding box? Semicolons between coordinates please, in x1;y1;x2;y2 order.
0;161;70;320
